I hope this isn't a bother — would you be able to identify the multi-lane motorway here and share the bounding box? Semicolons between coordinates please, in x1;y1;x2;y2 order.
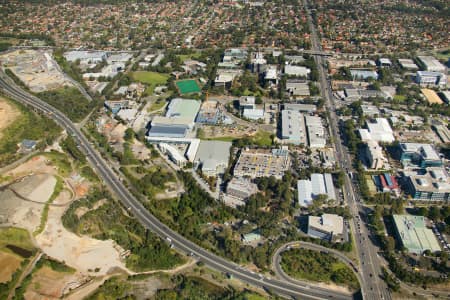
0;71;355;300
302;1;390;300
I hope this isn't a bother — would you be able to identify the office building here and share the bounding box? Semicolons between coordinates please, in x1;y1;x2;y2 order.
226;177;258;200
416;71;447;87
417;56;447;73
307;214;344;242
406;168;450;201
358;118;395;143
194;140;231;176
399;143;442;168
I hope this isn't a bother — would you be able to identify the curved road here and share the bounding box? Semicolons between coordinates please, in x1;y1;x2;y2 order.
0;71;354;300
272;242;362;293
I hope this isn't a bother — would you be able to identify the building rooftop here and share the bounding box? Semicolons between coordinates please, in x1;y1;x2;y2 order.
421;88;443;104
194;140;231;174
281;110;306;145
165;98;200;122
393;214;441;254
308;214;344;236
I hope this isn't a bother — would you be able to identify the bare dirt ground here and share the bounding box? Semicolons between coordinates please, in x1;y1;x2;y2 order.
36;191;128;276
24;265;88;300
202;124;256;139
0;252;22;283
0;174;56;231
0;97;20;139
4;155;57;179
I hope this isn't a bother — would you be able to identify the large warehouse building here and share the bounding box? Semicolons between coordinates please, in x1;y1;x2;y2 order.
393;215;441;254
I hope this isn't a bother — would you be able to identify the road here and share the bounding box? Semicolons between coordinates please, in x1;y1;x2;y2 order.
272;242;362;295
301;0;390;299
0;70;355;300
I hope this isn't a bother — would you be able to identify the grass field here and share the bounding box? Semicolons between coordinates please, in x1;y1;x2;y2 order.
0;227;34;252
177;52;201;62
0;252;22;283
131;71;169;95
176;79;201;94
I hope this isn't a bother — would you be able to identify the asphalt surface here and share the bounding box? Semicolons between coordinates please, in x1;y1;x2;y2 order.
301;1;390;299
272;242;362;295
0;70;356;300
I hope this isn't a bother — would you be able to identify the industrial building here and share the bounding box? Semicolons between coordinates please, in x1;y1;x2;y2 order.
358;118;395;143
415;71;447;87
147;116;193;138
297;173;336;207
286;80;310;97
349;69;378;80
223;48;248;63
146;137;200;163
233;148;290;179
64;50;106;64
284;65;310;77
281;110;307;145
283;103;316;113
398;143;442;168
397;59;418;70
243;108;265;121
305;115;326;148
226;177;258;200
239;96;256;109
307;214;344;242
417;56;447;73
165;98;200;122
406;168;450;201
194;140;231;176
196;100;221;124
393;215;441;254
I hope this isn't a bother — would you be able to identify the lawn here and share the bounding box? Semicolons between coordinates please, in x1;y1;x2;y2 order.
177;52;201;62
176;79;201;94
393;95;406;102
131;71;169;95
148;98;167;112
251;130;273;147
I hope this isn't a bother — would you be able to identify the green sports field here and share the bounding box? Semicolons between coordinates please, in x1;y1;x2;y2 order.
176;79;201;94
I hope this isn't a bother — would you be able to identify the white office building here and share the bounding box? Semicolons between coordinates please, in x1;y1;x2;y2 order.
417;56;447;73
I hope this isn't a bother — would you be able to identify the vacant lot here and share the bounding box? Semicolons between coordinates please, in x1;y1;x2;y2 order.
0;97;21;139
131;71;169;94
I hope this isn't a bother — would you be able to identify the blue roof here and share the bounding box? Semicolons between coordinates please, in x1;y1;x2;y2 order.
21;139;37;150
147;125;187;138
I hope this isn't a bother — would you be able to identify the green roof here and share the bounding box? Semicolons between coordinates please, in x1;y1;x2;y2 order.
393;214;441;254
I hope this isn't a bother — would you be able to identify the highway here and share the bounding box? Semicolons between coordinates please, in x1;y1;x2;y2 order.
301;0;390;299
0;70;355;300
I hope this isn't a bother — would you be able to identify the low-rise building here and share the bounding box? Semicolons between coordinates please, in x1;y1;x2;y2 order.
283;103;316;113
226;177;258;200
358;118;395;143
417;56;447;73
305;115;326;148
393;215;441;254
159;143;187;167
307;214;344;242
64;50;106;64
350;69;378;80
398;59;418;70
406;168;450;201
243;108;264;121
298;173;336;207
416;71;447;87
284;65;310;77
286;80;310;97
281;110;307;145
194;140;231;176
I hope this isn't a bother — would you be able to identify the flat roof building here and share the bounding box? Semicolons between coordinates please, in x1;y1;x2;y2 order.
194;140;231;176
305;115;326;148
364;140;387;170
243;108;265;120
283;103;316;113
308;214;344;242
234;148;290;179
416;71;447;87
64;50;106;63
398;59;418;70
421;88;443;104
165;98;201;122
286;80;310;97
406;167;450;201
226;177;258;200
399;143;442;168
284;65;310;77
417;56;447;73
281;110;307;145
298;173;336;207
393;215;441;254
359;118;395;143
